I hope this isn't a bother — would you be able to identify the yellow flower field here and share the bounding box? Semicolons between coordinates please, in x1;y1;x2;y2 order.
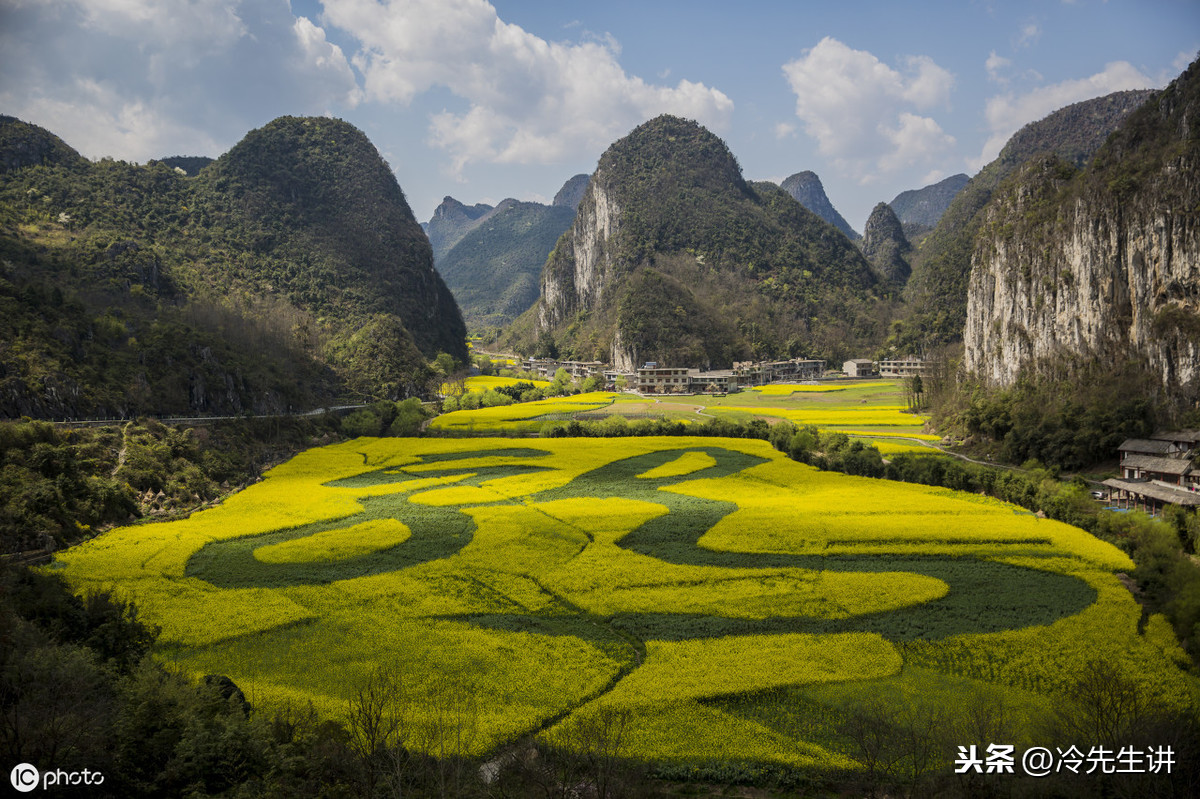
440;374;550;395
52;436;1197;769
428;391;616;432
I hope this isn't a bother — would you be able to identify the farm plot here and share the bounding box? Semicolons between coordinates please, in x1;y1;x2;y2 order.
433;379;935;444
54;437;1195;771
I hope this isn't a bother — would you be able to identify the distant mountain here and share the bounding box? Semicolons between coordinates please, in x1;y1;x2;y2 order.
888;173;968;233
862;202;911;285
898;89;1154;348
437;200;575;330
0;115;466;418
552;173;590;211
506;116;883;368
965;60;1198;397
0;114;86;173
423;196;494;263
780;170;860;240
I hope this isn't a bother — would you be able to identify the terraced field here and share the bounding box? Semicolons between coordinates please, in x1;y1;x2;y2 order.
54;437;1195;770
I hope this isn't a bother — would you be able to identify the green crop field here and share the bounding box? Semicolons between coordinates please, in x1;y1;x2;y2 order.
54;437;1197;772
431;380;937;449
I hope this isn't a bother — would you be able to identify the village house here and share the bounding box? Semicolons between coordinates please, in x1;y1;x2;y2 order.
636;363;691;394
843;359;876;378
733;358;825;386
879;357;931;378
687;369;738;393
1102;431;1200;515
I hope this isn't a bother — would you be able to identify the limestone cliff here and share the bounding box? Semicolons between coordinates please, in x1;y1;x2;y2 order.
537;177;622;332
964;60;1200;395
902;90;1153;347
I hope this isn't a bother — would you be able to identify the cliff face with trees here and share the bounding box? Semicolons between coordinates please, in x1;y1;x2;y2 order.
897;90;1154;351
964;59;1199;399
0;116;466;418
510;116;885;368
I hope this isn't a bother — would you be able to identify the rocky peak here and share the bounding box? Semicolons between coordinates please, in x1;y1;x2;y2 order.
862;202;912;284
889;173;968;230
425;196;495;263
431;196;493;224
552;174;590;211
780;170;859;240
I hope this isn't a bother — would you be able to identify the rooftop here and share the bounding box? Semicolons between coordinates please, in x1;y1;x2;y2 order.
1121;454;1193;476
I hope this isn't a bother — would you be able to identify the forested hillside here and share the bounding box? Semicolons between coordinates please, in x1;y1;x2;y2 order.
508;116;888;368
0;116;466;418
436;200;575;331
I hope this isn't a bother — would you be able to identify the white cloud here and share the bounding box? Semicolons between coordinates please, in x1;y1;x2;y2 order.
0;0;362;161
292;16;363;109
774;122;797;139
780;37;955;182
920;168;947;186
1016;22;1041;49
879;113;956;173
321;0;732;176
969;60;1156;170
12;80;225;161
74;0;247;59
900;55;956;107
985;51;1012;83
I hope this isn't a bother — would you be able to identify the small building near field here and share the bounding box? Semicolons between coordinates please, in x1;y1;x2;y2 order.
843;359;876;378
637;363;691;394
687;369;737;394
879;357;931;378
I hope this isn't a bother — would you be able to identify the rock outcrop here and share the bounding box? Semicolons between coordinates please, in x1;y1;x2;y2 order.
552;173;590;211
862;202;912;285
780;170;859;240
902;90;1154;345
964;60;1200;395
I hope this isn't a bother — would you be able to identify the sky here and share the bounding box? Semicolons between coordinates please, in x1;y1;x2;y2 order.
1;0;1197;233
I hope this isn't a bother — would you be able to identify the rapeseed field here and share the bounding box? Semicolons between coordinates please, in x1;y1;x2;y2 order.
54;436;1197;771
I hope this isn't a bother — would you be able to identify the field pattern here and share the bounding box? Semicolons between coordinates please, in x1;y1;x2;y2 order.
55;437;1195;770
431;380;936;446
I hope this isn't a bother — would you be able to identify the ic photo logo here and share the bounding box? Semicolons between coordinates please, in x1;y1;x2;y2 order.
10;763;38;793
10;763;105;792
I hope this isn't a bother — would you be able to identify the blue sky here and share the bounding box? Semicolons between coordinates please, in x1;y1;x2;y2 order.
1;0;1196;231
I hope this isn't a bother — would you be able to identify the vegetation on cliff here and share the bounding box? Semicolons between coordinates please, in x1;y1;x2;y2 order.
895;90;1153;352
952;58;1198;447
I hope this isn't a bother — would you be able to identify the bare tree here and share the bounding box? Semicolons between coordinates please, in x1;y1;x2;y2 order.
346;665;411;798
